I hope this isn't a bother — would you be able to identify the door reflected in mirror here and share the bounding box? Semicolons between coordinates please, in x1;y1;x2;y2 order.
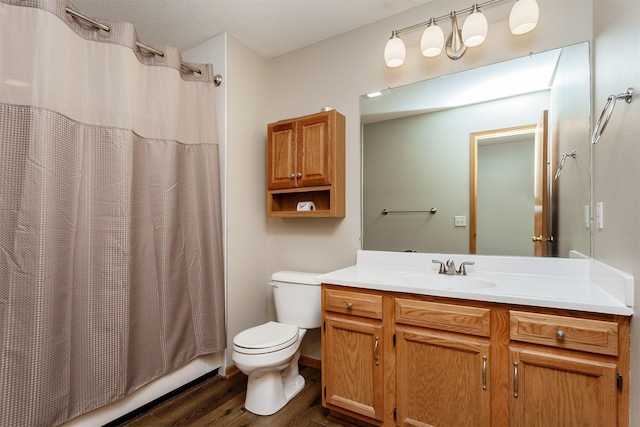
361;42;591;258
470;120;548;257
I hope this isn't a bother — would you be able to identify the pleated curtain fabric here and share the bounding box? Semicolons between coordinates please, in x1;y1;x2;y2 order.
0;1;226;425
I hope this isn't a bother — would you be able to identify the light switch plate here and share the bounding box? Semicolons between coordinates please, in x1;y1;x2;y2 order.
596;202;604;229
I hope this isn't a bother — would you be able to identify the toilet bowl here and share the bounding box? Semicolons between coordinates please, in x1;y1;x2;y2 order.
232;271;321;416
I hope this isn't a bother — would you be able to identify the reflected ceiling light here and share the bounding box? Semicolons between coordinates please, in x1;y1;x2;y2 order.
384;0;539;67
462;5;488;47
421;18;444;57
509;0;539;35
364;88;391;98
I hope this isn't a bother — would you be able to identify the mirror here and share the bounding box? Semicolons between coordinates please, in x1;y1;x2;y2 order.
361;42;591;258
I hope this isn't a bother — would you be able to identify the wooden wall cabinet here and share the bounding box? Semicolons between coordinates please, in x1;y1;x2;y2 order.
267;110;345;218
321;284;630;427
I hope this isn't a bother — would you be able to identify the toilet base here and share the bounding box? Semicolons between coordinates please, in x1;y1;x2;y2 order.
244;371;305;415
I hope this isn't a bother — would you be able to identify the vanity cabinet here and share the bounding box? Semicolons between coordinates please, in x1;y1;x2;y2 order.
508;311;623;427
322;288;387;423
267;110;345;218
321;284;630;427
395;298;492;426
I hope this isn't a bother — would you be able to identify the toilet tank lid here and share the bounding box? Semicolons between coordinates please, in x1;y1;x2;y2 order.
271;270;322;285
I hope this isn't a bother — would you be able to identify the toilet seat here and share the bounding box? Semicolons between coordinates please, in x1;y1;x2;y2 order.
233;321;299;355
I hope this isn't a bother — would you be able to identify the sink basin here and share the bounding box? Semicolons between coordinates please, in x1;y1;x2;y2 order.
398;273;496;291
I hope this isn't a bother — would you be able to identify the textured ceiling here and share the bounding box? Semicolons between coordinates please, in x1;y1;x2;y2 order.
70;0;433;59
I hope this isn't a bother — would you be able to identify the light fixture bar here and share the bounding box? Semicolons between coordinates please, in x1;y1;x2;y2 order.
384;0;539;67
392;0;504;37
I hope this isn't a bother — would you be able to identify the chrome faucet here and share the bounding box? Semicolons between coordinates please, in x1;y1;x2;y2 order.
445;260;457;275
432;259;475;275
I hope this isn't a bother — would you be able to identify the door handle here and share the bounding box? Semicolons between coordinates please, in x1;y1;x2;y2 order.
482;356;487;390
513;362;519;397
373;336;379;366
532;235;554;242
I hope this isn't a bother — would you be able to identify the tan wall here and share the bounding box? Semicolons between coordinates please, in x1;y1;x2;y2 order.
265;0;594;373
592;1;640;423
225;34;270;364
266;0;593;273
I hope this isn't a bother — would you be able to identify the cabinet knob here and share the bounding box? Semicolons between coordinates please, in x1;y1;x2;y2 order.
556;330;566;340
296;172;302;178
289;173;295;179
346;302;353;310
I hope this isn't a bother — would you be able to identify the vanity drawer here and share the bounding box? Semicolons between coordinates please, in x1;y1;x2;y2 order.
510;311;619;356
323;288;383;319
395;298;491;337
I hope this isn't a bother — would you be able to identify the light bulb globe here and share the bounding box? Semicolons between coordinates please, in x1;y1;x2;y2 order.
421;24;444;57
509;0;539;35
462;10;488;47
384;36;406;67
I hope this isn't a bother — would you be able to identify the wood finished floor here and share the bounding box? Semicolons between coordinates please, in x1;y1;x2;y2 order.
116;366;346;427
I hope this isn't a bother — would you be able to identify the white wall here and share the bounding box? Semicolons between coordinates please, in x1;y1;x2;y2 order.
592;0;640;423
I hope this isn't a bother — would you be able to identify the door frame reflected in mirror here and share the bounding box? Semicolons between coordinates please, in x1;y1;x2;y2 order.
469;116;549;257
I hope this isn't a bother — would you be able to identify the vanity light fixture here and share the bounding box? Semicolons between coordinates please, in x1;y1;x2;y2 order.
384;0;539;67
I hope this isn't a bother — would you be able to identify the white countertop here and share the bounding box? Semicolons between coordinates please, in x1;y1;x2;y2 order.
317;250;634;316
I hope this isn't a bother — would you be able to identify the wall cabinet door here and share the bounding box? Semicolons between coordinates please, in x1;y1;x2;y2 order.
266;110;345;217
267;121;297;190
267;112;331;190
396;326;491;427
297;113;332;187
510;347;618;427
323;315;385;422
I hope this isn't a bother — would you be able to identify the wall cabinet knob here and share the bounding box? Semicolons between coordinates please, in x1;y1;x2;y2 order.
296;172;302;178
289;173;295;179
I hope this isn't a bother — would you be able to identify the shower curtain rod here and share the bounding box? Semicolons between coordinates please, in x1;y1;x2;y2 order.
65;7;202;76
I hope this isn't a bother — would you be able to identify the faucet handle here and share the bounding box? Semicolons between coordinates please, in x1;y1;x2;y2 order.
457;261;475;275
432;259;446;274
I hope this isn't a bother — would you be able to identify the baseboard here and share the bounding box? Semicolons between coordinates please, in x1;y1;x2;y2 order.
299;355;321;370
224;363;241;379
224;355;321;379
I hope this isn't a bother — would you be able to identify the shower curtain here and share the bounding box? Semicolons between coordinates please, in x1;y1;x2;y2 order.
0;1;226;425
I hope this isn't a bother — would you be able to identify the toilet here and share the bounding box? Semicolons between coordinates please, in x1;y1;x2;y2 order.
232;271;322;416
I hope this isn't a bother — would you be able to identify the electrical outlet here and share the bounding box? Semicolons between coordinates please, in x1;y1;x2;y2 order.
454;216;467;227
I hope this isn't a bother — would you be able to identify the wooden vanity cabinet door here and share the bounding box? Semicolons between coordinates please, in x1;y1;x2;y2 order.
396;326;491;427
509;347;618;427
323;315;385;422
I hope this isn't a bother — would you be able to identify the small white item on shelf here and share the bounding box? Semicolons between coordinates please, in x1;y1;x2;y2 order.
296;201;316;211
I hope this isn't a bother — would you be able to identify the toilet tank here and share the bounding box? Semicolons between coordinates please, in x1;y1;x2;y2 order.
270;271;322;329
